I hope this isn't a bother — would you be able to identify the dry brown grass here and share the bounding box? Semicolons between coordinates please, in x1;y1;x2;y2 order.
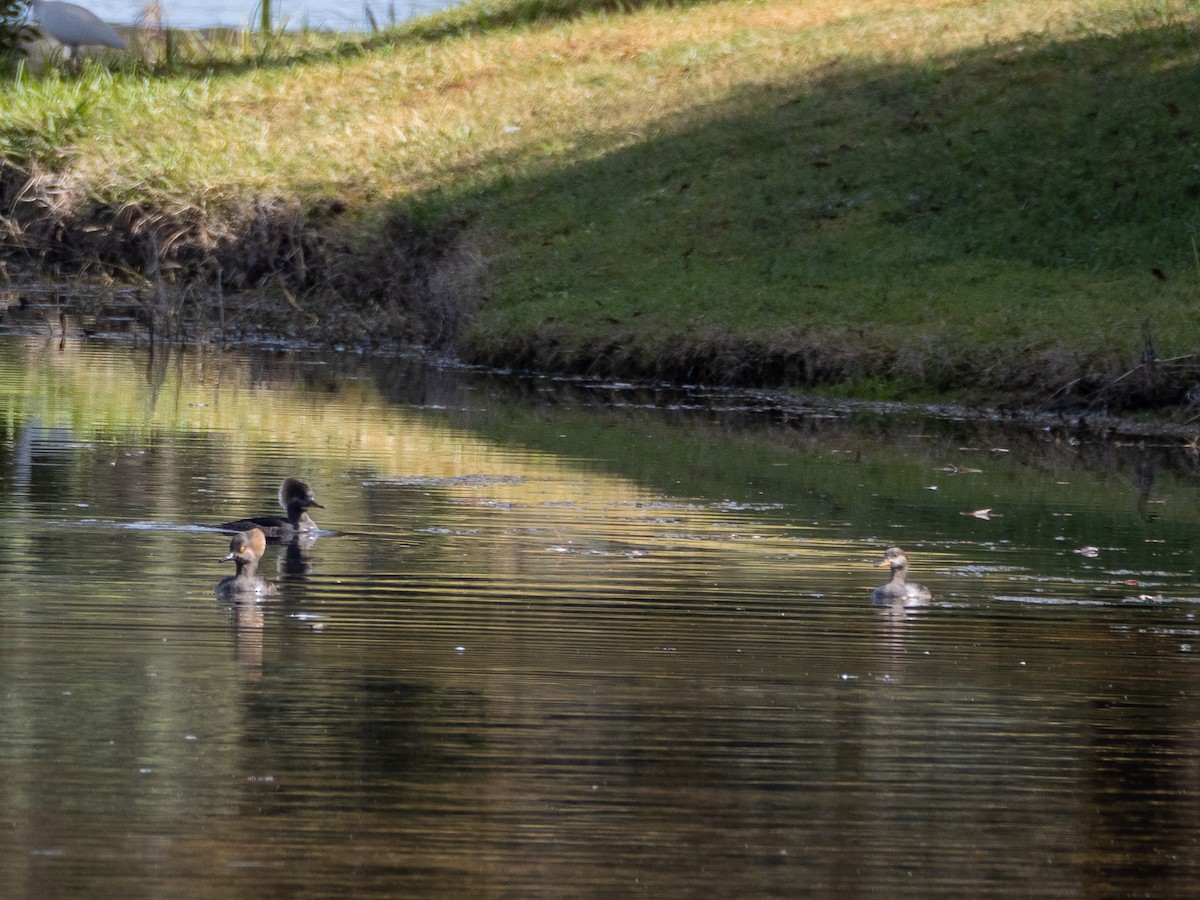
16;0;1130;209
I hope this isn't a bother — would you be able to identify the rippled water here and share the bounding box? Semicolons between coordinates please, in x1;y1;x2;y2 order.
2;330;1200;897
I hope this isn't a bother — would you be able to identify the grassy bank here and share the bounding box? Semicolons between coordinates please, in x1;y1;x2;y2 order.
3;0;1200;410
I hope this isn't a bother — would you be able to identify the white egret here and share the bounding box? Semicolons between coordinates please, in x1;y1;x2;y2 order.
28;0;126;58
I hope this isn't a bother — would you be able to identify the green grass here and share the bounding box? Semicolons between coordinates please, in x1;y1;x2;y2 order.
4;0;1200;405
450;1;1200;388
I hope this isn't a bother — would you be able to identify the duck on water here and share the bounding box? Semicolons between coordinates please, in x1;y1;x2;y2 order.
219;477;324;540
871;547;933;607
215;527;277;599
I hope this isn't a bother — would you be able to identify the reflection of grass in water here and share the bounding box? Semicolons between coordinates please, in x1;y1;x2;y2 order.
1;335;509;455
0;338;902;605
0;336;662;513
461;390;1200;558
4;336;1197;592
0;337;933;600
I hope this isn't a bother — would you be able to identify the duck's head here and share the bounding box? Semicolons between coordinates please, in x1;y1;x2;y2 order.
223;527;268;563
875;546;909;570
279;477;324;511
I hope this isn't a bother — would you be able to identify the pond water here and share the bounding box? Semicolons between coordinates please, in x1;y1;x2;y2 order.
78;0;459;31
2;325;1200;897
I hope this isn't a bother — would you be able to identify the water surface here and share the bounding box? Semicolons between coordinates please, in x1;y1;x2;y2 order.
83;0;459;31
1;332;1200;897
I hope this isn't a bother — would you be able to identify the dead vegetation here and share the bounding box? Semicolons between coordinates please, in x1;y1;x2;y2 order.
0;159;484;348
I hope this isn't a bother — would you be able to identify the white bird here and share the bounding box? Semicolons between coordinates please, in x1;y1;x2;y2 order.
29;0;126;58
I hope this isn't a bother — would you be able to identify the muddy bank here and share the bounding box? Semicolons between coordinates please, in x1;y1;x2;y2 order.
0;161;482;348
4;161;1200;420
462;320;1200;420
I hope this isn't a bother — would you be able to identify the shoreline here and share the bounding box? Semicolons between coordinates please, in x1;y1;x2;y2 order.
4;1;1200;424
6;273;1200;445
3;191;1192;423
4;222;1198;426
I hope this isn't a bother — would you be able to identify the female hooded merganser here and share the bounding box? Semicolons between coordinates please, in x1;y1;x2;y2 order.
871;547;933;606
219;477;324;539
216;527;277;598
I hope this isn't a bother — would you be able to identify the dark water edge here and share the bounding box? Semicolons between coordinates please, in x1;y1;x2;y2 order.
4;290;1200;440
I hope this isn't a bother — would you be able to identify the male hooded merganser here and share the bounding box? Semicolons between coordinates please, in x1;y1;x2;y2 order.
216;527;277;598
871;547;933;606
219;477;324;539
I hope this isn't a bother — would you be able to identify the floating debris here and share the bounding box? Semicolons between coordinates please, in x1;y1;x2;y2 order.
1075;546;1101;558
962;508;994;520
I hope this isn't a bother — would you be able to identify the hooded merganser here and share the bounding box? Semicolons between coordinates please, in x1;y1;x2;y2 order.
216;527;277;598
219;477;324;539
871;547;933;606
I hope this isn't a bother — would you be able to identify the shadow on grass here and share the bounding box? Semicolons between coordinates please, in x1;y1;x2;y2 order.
442;15;1200;406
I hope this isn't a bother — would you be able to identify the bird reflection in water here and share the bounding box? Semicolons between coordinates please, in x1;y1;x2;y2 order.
229;596;265;680
277;531;319;577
